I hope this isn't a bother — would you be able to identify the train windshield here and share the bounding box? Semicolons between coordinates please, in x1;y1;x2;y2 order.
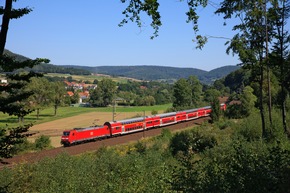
63;131;70;136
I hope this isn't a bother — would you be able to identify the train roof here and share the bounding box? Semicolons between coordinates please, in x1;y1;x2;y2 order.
74;125;104;132
183;106;211;113
119;117;145;124
156;111;176;118
105;117;145;125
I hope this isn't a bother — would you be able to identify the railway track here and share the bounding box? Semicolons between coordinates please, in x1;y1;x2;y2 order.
0;117;209;170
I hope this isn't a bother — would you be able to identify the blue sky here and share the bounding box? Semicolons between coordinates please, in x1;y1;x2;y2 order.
5;0;239;71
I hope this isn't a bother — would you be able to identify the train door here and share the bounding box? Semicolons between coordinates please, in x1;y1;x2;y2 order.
104;122;113;137
70;131;76;144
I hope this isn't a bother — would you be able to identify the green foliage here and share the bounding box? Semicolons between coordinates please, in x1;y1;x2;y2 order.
90;78;116;107
210;96;222;123
134;140;147;154
151;109;158;115
120;0;161;39
172;139;290;193
78;65;238;84
34;135;51;150
204;88;221;103
10;138;34;155
240;86;257;116
0;124;32;158
51;81;66;116
0;147;174;192
169;130;217;156
235;112;263;141
265;108;290;142
223;68;251;93
187;76;203;107
173;78;192;108
32;63;91;75
215;119;233;130
226;86;257;119
26;77;53;118
225;103;244;118
135;95;156;106
1;116;290;193
160;128;172;140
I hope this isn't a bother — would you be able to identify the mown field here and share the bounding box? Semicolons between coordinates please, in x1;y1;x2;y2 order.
45;73;140;83
0;104;172;147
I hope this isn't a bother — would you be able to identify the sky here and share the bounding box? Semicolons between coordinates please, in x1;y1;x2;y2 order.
4;0;240;71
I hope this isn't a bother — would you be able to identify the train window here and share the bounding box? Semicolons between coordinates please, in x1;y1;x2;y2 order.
63;131;70;136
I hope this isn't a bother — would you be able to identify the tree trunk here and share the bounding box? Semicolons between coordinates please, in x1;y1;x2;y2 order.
259;65;266;138
36;108;40;119
0;0;12;55
281;87;287;134
264;0;272;130
267;65;272;132
54;104;57;116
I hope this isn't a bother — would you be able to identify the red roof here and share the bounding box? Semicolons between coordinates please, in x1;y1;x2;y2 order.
67;91;74;97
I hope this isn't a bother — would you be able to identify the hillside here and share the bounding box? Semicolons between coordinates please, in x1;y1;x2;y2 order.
3;50;239;84
3;49;30;62
2;50;91;75
63;65;240;84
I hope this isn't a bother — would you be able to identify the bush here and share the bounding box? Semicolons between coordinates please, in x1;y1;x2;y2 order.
11;138;34;155
169;130;217;156
216;119;232;130
172;139;290;193
160;128;172;140
34;135;51;150
235;112;262;141
151;109;158;115
225;103;244;119
134;141;146;154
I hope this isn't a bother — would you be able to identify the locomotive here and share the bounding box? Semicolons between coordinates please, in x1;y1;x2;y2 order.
61;104;226;146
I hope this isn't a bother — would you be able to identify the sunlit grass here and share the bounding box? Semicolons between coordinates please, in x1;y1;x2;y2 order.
45;73;133;83
0;104;172;128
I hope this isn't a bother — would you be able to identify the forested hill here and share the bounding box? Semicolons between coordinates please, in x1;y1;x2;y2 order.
63;65;240;84
3;50;239;84
3;49;30;62
2;50;91;75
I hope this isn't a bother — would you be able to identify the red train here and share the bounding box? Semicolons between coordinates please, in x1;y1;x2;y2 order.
61;104;226;146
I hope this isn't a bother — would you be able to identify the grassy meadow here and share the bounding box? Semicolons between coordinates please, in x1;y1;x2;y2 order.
0;104;172;128
45;73;138;83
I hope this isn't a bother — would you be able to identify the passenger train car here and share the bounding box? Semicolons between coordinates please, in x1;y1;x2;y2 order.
61;104;226;146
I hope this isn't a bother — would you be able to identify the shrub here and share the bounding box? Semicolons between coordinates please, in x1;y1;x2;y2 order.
151;109;158;115
225;103;244;119
210;96;222;123
134;140;147;154
160;128;172;140
11;138;34;155
172;140;290;193
34;135;51;150
235;112;262;141
169;130;217;156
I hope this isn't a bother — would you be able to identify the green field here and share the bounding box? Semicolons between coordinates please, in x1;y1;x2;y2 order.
45;73;138;83
0;104;172;128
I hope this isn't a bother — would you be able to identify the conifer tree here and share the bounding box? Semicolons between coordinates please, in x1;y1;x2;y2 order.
0;0;48;158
